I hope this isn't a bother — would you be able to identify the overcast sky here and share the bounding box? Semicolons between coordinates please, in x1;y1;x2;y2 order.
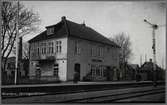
22;1;166;68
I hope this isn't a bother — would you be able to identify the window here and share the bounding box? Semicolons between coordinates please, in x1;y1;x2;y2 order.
53;64;59;77
98;47;100;56
91;46;96;57
40;42;45;55
44;43;46;54
48;42;54;54
99;66;104;76
90;65;105;77
91;47;93;56
41;43;46;55
51;42;54;53
41;43;43;54
59;41;62;53
47;43;49;54
47;27;54;35
96;66;100;76
74;41;81;55
56;41;59;53
37;47;40;55
99;47;103;57
91;65;96;77
91;46;103;57
34;43;37;56
55;41;62;53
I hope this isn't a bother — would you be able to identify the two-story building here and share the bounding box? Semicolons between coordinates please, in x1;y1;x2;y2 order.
28;16;120;81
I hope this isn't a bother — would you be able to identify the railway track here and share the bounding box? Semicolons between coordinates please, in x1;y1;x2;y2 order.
1;85;165;103
1;81;165;100
64;86;165;103
1;81;164;99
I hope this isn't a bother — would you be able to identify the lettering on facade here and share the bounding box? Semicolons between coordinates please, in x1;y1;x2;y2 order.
91;59;103;62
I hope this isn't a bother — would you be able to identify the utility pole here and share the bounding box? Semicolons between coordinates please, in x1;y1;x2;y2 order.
15;0;19;84
0;0;2;85
144;19;158;87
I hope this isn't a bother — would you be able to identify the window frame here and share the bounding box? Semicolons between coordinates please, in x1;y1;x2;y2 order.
47;27;54;35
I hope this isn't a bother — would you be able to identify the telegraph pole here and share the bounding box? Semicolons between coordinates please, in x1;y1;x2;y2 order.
0;0;2;85
144;19;158;87
14;0;19;84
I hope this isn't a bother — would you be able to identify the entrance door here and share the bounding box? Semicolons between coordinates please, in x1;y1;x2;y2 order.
74;63;80;81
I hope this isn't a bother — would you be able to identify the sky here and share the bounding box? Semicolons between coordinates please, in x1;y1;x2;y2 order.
22;1;166;69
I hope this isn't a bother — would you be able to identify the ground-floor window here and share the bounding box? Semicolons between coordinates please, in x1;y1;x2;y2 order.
35;64;41;79
90;64;106;77
53;64;59;77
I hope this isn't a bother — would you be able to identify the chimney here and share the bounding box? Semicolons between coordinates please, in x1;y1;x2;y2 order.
61;16;69;35
149;59;152;62
61;16;66;21
82;21;86;26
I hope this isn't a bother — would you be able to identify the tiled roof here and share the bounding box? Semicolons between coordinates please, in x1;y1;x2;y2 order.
28;21;67;42
140;62;162;71
28;17;120;48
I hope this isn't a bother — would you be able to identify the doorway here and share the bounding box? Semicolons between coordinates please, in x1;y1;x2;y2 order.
74;63;80;81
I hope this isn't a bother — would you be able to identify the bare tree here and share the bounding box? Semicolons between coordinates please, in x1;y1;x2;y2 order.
12;42;29;59
1;1;40;71
110;32;132;63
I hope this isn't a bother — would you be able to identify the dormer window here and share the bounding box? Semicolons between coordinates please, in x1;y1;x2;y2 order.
47;27;54;35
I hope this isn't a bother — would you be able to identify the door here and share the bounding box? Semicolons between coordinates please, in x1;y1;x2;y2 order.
74;63;80;81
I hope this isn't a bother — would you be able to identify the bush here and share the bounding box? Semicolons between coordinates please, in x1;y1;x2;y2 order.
82;76;91;81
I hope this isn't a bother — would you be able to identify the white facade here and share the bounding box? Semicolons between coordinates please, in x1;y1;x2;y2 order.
29;38;68;81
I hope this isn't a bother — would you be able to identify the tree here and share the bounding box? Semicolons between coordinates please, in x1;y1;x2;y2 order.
12;42;30;59
110;33;133;80
110;32;132;63
1;1;40;71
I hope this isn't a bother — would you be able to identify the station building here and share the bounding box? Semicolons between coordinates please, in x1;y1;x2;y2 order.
28;16;120;81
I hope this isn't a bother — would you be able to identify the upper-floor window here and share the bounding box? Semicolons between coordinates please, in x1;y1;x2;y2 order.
47;27;54;35
34;43;37;55
55;41;62;53
37;47;40;55
41;43;45;55
91;47;94;56
74;41;81;55
99;47;104;57
91;46;97;57
51;42;54;53
91;46;104;57
41;42;47;54
37;43;40;55
44;43;47;54
48;42;54;54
